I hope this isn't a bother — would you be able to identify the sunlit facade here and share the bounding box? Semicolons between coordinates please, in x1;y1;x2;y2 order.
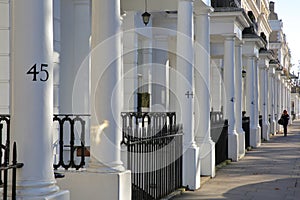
0;0;298;199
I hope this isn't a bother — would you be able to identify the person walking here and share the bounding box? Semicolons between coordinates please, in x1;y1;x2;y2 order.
280;110;290;136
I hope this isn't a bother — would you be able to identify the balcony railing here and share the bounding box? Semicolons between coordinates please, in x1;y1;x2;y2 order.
211;0;241;8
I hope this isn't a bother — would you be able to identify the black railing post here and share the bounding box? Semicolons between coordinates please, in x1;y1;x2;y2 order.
12;142;24;200
0;123;3;185
3;132;9;200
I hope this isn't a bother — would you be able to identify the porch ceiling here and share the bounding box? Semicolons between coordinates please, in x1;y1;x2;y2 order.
121;0;177;12
121;0;210;12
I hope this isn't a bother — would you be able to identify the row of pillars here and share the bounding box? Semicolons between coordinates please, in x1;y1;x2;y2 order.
9;0;292;198
158;0;215;190
9;0;214;197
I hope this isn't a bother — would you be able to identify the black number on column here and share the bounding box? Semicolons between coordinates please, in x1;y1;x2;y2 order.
40;64;49;82
26;64;39;81
26;63;49;82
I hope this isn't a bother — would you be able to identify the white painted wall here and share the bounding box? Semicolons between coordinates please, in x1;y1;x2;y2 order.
59;0;91;149
0;0;10;114
210;59;223;112
60;0;91;114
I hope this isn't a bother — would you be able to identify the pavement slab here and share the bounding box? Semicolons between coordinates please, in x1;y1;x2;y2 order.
172;120;300;200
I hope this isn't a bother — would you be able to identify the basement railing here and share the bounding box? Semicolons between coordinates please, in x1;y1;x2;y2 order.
0;117;24;200
121;112;182;200
210;111;229;165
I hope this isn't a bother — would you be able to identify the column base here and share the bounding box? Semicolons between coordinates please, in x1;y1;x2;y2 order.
196;138;215;178
237;130;245;159
262;123;270;141
228;132;239;162
14;180;69;200
250;126;261;148
15;190;70;200
183;145;200;190
56;170;131;200
270;120;276;135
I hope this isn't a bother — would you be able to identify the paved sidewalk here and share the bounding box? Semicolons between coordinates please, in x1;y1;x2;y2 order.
172;120;300;200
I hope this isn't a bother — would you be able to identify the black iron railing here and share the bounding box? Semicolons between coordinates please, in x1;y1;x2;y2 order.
53;114;90;170
211;0;241;8
210;112;228;165
259;115;263;140
242;116;250;149
0;119;24;200
210;111;223;123
0;114;89;171
0;115;10;184
121;112;182;200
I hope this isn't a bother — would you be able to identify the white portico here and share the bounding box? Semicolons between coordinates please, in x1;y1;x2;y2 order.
243;35;265;148
194;1;215;178
210;8;250;161
258;49;273;141
268;61;277;134
0;0;297;199
122;0;216;190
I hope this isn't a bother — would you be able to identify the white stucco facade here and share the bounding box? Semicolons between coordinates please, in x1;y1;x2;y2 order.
0;0;297;199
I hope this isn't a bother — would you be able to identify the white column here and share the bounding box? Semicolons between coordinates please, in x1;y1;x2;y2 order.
194;5;215;177
268;69;276;134
259;65;270;141
288;85;291;122
176;0;200;190
235;42;245;158
276;74;282;132
81;0;131;199
223;35;239;161
246;56;259;147
211;59;223;111
254;58;261;146
10;0;69;199
264;68;270;138
274;73;280;132
90;0;124;171
296;96;298;119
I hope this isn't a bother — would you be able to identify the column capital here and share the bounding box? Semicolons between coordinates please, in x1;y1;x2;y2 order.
258;64;268;69
194;3;213;16
235;40;244;47
223;33;236;40
244;54;258;60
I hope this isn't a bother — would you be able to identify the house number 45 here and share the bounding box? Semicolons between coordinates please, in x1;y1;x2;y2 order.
26;63;49;82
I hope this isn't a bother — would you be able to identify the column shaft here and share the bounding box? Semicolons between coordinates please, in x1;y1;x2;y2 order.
235;43;245;157
224;36;237;134
176;0;194;147
90;0;124;171
11;0;69;198
194;6;215;177
269;72;276;134
224;35;238;161
246;56;260;147
177;0;200;190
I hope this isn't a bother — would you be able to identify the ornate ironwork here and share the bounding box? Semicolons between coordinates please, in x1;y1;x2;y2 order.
53;114;90;170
